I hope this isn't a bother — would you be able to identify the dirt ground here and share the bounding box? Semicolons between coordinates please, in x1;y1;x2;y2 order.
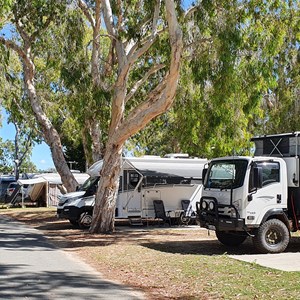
3;208;300;299
0;208;224;299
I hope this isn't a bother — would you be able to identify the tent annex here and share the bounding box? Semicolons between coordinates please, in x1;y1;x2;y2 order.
18;173;89;206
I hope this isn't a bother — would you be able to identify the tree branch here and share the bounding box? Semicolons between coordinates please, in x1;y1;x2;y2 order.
126;0;161;64
114;0;162;93
15;19;31;44
114;0;183;144
184;5;199;19
78;0;95;28
125;63;165;103
102;0;117;37
0;36;28;64
18;130;32;165
115;78;168;143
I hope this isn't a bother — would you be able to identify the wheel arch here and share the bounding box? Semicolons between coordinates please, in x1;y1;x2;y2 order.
261;208;290;231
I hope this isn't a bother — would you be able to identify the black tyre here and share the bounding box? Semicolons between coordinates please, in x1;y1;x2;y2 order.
179;212;191;225
216;231;247;247
78;212;92;229
252;219;289;254
69;219;78;227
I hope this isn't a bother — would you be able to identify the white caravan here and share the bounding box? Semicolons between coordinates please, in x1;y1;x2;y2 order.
57;155;207;228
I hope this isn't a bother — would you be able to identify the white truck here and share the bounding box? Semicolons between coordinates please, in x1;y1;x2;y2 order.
197;132;300;253
57;155;207;228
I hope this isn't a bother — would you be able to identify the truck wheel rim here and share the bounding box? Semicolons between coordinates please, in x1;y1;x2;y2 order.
81;214;92;227
265;228;281;245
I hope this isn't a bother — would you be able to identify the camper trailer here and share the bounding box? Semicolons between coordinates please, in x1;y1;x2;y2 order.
57;155;207;228
17;173;89;207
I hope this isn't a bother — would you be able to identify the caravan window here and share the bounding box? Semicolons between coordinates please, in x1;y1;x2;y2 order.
144;176;166;186
123;171;141;191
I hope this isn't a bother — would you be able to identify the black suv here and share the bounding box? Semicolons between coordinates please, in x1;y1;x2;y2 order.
0;176;16;202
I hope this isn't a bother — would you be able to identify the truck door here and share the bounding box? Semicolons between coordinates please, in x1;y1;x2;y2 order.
247;161;284;225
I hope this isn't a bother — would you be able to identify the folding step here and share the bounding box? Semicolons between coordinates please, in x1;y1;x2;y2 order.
128;216;143;226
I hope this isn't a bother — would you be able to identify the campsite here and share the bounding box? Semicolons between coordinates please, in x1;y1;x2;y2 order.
1;207;300;300
0;1;299;299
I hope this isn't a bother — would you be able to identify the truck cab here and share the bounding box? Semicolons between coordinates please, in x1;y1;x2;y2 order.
197;132;300;254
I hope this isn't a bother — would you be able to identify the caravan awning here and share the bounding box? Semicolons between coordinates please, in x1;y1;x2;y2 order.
87;157;207;178
17;177;47;202
18;177;47;185
123;158;205;178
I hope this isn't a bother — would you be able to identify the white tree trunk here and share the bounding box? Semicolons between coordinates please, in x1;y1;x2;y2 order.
0;21;79;192
90;0;183;233
25;72;78;191
89;143;122;233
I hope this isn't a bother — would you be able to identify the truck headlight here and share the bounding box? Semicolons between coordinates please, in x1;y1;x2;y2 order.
201;201;208;210
58;199;69;206
230;208;237;218
208;201;215;211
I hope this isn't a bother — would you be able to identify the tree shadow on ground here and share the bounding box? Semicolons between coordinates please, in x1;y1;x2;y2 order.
0;263;142;300
0;217;144;300
141;236;300;256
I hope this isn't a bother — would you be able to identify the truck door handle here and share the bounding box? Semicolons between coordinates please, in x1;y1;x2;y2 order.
277;194;281;203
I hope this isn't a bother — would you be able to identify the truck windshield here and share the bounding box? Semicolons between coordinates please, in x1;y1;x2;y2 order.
79;176;100;192
204;159;248;189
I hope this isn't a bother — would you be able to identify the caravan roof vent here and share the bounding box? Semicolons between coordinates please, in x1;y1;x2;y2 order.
164;153;189;158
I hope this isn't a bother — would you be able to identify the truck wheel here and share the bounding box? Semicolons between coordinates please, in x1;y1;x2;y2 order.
78;212;92;229
179;212;191;225
69;219;78;227
216;231;247;247
252;219;290;254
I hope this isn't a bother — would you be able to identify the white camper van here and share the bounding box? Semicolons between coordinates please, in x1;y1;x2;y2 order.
57;155;207;228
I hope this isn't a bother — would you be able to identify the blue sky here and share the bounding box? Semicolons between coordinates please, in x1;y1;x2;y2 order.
0;109;55;170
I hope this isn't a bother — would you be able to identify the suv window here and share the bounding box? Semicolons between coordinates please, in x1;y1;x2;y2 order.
8;183;18;189
0;178;16;201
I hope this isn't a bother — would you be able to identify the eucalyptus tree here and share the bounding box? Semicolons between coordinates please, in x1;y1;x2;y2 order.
76;0;183;233
259;1;300;133
0;0;78;191
57;7;110;166
133;0;300;158
0;48;39;178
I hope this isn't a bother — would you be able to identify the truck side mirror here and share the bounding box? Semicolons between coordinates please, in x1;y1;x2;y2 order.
253;166;263;189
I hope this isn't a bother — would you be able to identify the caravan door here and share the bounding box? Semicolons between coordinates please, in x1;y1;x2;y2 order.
117;170;143;218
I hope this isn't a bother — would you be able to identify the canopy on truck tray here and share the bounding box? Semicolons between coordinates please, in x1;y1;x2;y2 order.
252;131;300;157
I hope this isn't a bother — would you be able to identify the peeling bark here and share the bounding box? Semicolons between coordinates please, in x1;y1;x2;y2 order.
90;0;183;233
25;65;78;192
89;145;122;233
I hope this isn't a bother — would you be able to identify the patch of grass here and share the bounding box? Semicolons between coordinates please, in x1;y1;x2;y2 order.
85;244;300;299
1;208;300;299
